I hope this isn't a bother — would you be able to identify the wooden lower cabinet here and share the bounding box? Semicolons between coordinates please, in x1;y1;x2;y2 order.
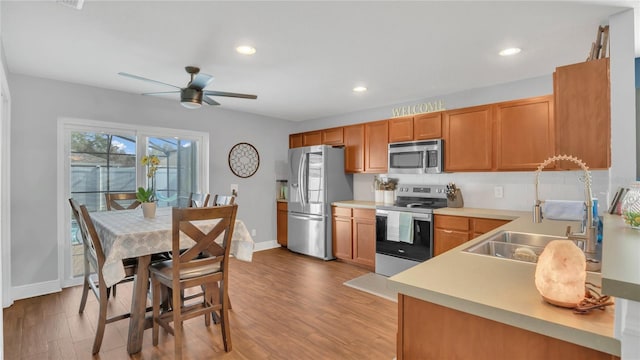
434;215;509;256
276;201;288;246
397;295;619;360
332;206;375;270
333;207;353;259
352;209;376;268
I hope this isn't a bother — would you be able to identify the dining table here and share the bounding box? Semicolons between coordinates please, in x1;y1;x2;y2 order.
90;205;254;354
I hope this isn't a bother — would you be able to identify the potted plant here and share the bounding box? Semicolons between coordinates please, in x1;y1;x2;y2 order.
137;155;160;218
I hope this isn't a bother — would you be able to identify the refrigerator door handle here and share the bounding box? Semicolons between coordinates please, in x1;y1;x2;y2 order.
289;213;324;221
300;152;307;207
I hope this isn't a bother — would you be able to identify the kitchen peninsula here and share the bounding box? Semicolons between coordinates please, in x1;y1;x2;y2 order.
389;208;621;359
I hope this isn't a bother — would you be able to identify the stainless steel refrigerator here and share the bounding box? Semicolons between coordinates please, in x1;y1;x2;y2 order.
288;145;353;260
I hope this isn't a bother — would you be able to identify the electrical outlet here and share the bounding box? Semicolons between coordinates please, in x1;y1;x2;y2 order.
230;184;238;197
494;186;504;198
251;229;256;237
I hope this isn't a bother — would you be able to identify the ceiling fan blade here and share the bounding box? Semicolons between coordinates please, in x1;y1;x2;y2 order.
188;73;214;91
118;72;182;90
142;91;181;96
203;90;257;99
202;95;220;106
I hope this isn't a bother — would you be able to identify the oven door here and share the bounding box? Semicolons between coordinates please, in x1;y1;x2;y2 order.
375;209;433;261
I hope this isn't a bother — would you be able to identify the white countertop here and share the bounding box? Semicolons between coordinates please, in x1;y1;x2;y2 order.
388;208;621;356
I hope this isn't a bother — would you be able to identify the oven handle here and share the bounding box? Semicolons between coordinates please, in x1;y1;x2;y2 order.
375;209;432;221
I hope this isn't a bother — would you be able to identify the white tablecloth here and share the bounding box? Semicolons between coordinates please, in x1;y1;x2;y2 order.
90;206;254;287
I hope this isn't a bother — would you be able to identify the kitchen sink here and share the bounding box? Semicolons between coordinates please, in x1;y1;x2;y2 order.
463;230;601;272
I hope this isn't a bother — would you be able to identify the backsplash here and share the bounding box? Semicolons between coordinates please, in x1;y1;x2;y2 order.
354;170;612;213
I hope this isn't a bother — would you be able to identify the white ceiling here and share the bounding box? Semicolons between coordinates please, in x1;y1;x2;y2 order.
1;1;638;122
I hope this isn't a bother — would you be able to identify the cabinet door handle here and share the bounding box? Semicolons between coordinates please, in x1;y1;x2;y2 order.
443;230;453;233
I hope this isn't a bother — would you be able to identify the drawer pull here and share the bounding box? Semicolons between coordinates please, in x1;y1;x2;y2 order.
443;230;453;233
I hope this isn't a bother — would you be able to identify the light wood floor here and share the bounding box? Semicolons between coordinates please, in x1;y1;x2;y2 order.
3;247;397;359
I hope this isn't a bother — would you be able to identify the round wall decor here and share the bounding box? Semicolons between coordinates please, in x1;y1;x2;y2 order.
228;142;260;178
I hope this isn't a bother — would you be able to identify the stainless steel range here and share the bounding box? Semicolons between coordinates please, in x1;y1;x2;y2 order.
375;184;448;277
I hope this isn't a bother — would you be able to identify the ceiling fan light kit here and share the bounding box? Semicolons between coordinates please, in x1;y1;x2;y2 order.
118;66;257;109
181;88;203;109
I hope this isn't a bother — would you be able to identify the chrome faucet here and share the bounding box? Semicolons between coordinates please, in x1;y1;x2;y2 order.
533;155;597;254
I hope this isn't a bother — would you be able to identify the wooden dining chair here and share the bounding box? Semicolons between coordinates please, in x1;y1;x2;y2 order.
105;192;141;211
151;204;238;358
188;192;210;207
69;198;138;354
211;194;235;206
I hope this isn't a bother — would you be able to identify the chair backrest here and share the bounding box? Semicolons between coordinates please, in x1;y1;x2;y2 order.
69;198;106;270
188;193;210;208
105;192;141;211
211;194;235;206
171;205;238;282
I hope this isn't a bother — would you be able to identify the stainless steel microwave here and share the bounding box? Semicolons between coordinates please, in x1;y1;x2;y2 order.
388;139;444;174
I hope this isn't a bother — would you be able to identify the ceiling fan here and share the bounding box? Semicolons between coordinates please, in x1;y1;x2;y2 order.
118;66;257;109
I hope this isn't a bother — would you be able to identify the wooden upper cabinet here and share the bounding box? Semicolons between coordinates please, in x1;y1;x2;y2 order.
388;113;442;143
302;131;322;147
289;133;303;148
322;127;344;146
413;112;442;140
554;58;610;170
388;116;414;143
344;124;365;173
495;96;555;171
364;120;389;173
443;105;493;171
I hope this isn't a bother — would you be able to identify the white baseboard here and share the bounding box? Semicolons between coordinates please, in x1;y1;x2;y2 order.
254;240;281;252
10;280;61;303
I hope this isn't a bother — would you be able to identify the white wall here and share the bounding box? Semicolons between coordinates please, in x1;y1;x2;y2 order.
0;1;7;355
608;8;638;360
7;73;291;292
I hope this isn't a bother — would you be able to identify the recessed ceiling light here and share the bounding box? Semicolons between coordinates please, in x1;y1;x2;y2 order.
499;47;521;56
353;86;367;93
236;46;256;55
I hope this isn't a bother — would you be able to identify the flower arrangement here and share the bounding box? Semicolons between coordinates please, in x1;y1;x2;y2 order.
137;155;160;203
445;182;458;201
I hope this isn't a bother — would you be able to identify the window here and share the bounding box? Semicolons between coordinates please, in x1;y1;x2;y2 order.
59;118;209;284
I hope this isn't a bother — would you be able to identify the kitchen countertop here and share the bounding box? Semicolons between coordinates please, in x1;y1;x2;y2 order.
331;200;377;209
388;209;621;356
601;214;640;302
434;206;529;220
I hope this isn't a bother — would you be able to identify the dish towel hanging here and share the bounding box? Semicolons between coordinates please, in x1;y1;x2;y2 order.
542;200;585;221
387;212;414;244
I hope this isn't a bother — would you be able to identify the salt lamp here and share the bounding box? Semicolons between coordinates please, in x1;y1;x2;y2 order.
534;240;586;308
